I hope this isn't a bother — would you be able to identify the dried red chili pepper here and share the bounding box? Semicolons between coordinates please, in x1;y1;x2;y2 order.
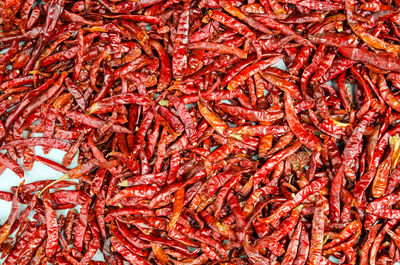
42;190;58;258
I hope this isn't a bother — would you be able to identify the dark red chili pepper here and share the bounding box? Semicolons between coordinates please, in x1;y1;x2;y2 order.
227;55;283;91
0;153;24;178
284;92;322;151
42;190;58;258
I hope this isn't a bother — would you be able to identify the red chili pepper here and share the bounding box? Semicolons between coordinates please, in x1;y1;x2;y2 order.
42;190;58;258
284;92;322;151
66;111;132;134
281;221;302;265
109;185;160;205
0;152;24;178
227;55;283;91
198;100;229;136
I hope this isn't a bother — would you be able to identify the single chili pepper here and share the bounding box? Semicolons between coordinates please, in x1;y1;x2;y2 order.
198;100;229;136
119;171;167;187
66;111;131;134
42;190;58;258
281;221;302;265
171;0;190;81
227;55;283;91
88;94;152;114
308;33;358;47
2;137;71;154
50;190;90;206
32;156;68;174
64;209;77;244
261;71;303;99
284;92;322;151
308;196;325;265
73;199;90;251
188;41;247;59
329;164;345;223
339;47;400;71
105;207;155;222
109;185;160;205
218;103;284;122
371;150;392;198
225;125;290;137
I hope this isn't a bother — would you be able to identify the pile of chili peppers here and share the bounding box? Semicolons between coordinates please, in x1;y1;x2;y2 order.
2;0;400;264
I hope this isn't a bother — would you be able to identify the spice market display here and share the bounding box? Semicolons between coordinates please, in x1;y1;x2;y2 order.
1;0;400;264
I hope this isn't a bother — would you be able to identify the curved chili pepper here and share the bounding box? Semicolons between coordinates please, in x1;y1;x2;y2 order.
284;92;322;151
66;111;132;134
198;100;229;136
109;185;160;205
261;71;303;99
339;47;400;71
227;55;283;91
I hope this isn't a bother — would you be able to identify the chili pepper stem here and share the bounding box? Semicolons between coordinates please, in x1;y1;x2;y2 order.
38;174;70;198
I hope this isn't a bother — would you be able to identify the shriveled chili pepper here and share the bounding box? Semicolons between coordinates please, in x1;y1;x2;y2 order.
42;189;58;258
109;185;160;205
281;221;302;265
172;0;190;81
0;181;23;245
284;92;322;151
227;55;283;91
308;196;325;265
